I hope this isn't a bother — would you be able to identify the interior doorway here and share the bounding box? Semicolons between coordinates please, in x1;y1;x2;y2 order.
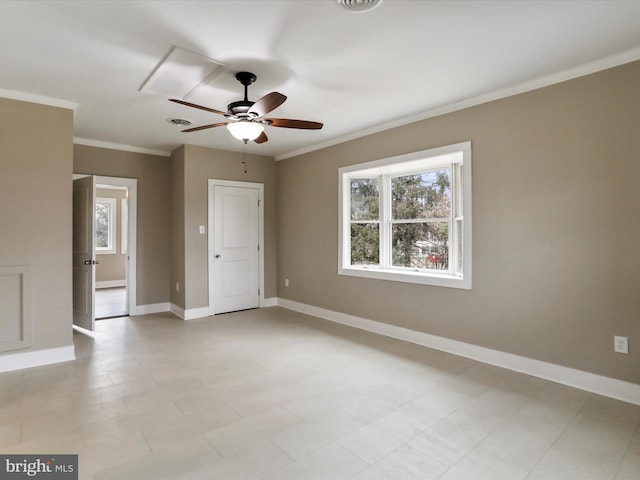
95;182;129;319
73;174;137;329
208;179;264;315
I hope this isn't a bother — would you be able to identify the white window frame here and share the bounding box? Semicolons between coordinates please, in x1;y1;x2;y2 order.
339;141;472;289
95;197;116;255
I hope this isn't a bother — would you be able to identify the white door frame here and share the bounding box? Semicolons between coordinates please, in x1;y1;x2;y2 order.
73;174;138;317
208;179;264;316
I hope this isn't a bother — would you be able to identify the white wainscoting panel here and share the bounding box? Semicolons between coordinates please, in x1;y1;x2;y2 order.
0;265;32;352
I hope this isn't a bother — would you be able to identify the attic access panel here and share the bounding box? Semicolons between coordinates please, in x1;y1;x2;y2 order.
140;45;228;100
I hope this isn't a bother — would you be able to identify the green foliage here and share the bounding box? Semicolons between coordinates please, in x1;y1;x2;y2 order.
350;170;451;270
350;178;379;221
351;224;379;265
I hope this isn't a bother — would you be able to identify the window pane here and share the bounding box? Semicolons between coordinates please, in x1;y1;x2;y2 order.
95;203;110;248
391;170;451;220
350;223;379;265
392;222;448;270
350;178;379;221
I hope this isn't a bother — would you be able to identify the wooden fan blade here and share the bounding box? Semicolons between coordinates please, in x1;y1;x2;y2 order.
266;118;323;130
169;99;227;116
181;122;228;133
253;131;268;144
248;92;287;118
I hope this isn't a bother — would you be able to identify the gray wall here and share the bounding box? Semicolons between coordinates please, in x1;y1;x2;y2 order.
0;97;73;353
74;144;172;306
170;146;186;308
171;144;278;310
276;61;640;385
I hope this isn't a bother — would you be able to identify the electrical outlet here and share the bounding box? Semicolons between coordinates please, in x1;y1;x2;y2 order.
614;336;628;354
284;278;289;287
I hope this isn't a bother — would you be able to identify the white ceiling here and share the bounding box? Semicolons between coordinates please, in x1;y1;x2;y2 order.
2;0;640;160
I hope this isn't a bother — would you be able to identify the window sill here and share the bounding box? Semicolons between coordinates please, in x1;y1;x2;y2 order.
339;265;471;290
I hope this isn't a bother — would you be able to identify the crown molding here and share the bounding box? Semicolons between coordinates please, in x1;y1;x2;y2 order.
0;88;79;111
73;137;172;157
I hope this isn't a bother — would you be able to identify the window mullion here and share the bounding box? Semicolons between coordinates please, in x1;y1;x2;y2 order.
380;174;391;269
447;162;456;276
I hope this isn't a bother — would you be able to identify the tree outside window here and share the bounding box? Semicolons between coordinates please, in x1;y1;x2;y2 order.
96;197;116;254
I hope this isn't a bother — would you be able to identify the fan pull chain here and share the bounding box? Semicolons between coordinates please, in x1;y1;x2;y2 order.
242;139;248;174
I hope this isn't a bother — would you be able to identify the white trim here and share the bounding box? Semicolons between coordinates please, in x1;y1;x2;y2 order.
208;179;265;315
0;265;32;352
73;137;171;157
0;346;75;373
277;298;640;406
185;307;211;320
96;280;126;289
132;302;171;316
169;304;210;320
0;89;79;111
262;297;278;308
170;303;185;319
276;47;640;161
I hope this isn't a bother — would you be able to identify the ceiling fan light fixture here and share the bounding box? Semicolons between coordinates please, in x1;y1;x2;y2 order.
336;0;382;13
226;120;264;141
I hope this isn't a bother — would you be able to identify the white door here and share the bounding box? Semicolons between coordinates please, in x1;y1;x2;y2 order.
211;185;260;314
73;175;96;330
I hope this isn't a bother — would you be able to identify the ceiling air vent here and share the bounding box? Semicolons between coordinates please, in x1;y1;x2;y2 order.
167;118;192;127
336;0;382;12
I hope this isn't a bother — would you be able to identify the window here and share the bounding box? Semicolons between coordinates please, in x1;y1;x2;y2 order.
121;198;128;254
339;141;471;289
96;197;116;254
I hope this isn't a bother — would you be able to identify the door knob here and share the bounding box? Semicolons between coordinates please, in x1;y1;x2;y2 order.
215;254;221;258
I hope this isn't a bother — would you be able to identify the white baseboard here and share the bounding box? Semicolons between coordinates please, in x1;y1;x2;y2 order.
262;297;278;308
277;298;640;406
140;302;278;320
132;302;170;316
169;303;184;319
0;345;76;373
169;304;211;320
96;280;126;289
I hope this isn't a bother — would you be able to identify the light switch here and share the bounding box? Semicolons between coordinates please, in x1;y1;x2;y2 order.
199;225;205;234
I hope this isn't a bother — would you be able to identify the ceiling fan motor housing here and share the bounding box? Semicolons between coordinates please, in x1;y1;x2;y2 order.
227;100;255;116
235;71;257;86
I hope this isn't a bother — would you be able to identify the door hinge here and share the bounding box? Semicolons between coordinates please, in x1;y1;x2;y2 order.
257;244;260;251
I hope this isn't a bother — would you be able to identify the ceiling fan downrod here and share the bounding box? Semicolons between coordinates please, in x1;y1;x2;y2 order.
228;72;257;115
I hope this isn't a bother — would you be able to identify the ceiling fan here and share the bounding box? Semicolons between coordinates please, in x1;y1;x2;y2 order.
169;71;323;144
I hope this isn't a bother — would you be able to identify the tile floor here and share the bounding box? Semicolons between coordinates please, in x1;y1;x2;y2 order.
95;287;127;319
1;307;639;479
